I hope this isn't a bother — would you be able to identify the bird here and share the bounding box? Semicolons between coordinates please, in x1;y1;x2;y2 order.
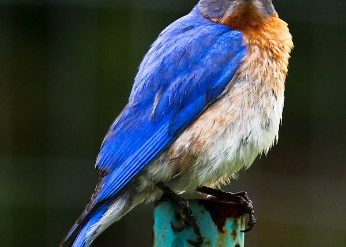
61;0;293;246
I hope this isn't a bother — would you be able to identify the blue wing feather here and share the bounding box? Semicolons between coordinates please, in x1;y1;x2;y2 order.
95;6;247;203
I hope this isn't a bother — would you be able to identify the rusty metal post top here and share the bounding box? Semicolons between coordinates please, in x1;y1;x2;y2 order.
153;199;246;247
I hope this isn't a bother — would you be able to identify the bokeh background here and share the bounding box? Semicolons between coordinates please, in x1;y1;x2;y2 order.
1;0;346;246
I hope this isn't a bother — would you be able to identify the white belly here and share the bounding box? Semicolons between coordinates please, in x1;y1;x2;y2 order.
196;81;285;187
140;79;285;194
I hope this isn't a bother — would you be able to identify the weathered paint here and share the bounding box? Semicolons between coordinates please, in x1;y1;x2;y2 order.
153;200;246;247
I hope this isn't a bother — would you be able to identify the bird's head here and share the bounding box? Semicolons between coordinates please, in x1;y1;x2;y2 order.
199;0;278;30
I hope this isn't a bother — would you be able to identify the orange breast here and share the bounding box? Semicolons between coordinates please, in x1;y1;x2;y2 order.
220;9;294;95
163;10;293;180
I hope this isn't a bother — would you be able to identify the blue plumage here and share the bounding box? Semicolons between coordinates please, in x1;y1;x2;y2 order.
96;7;246;203
62;6;247;247
72;206;108;247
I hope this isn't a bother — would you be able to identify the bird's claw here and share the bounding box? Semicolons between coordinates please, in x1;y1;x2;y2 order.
170;221;185;232
157;183;204;246
233;192;256;232
170;201;203;246
239;197;256;232
187;235;203;246
197;187;256;232
171;220;203;246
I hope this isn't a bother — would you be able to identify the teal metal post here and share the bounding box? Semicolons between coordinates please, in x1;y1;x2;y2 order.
153;200;246;247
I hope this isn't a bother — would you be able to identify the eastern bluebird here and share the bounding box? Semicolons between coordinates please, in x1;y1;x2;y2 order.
61;0;293;246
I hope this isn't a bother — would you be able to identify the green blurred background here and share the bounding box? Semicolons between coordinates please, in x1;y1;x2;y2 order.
1;0;345;246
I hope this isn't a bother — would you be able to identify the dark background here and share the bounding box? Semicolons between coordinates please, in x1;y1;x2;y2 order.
1;0;345;246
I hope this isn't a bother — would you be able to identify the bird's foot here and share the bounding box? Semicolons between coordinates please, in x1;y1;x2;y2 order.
157;183;203;246
197;186;256;232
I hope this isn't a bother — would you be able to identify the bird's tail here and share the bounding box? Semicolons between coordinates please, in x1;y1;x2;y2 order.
61;189;133;247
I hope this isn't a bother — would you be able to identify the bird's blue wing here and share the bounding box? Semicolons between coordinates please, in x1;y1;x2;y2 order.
95;7;247;204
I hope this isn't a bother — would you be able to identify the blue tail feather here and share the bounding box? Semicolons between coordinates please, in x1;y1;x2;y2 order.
61;204;108;247
61;188;133;247
72;207;107;247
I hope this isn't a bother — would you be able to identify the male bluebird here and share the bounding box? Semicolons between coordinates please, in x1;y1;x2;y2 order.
61;0;293;246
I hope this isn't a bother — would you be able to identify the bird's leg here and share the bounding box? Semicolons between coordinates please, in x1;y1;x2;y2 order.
156;182;203;246
197;186;256;232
